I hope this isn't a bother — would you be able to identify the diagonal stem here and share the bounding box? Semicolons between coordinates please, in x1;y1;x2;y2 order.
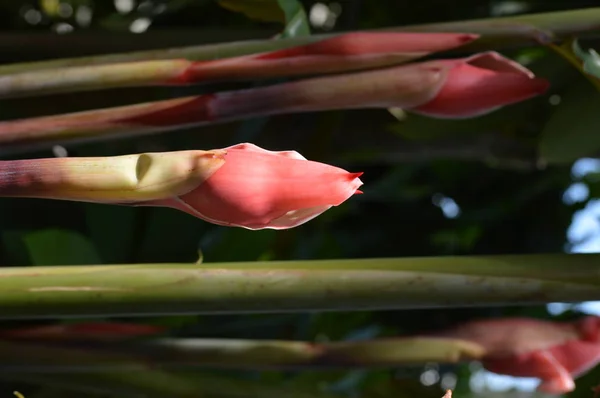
0;7;598;76
0;63;434;152
0;33;477;99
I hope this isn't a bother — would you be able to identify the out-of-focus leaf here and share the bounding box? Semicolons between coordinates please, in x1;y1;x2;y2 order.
217;0;286;23
583;173;600;199
431;226;482;253
135;208;207;263
539;77;600;163
388;100;538;142
278;0;310;38
84;204;136;264
363;378;440;398
2;231;32;267
21;229;101;266
573;40;600;83
307;312;376;341
39;0;60;17
549;38;600;93
218;0;310;36
200;227;277;262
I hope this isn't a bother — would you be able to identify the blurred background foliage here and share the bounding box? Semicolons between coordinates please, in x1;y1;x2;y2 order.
0;0;599;397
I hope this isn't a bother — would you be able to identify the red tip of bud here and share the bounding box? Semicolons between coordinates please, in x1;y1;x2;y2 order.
349;172;364;179
459;34;480;44
355;189;364;195
531;78;551;95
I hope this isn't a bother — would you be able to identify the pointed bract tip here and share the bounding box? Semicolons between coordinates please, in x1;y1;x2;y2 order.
349;172;364;179
460;33;480;43
531;78;551;94
355;189;364;195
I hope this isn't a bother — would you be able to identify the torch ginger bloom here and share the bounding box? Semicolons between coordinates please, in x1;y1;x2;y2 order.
141;143;363;229
432;316;600;394
0;143;363;230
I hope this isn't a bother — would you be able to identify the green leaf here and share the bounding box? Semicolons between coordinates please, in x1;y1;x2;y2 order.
388;100;538;142
217;0;310;37
547;38;600;93
20;229;102;266
84;204;136;264
135;208;207;263
573;40;600;82
200;227;277;262
278;0;310;38
2;230;32;267
217;0;287;23
539;77;600;163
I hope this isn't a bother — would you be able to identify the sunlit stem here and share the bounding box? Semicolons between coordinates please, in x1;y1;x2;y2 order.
0;253;598;318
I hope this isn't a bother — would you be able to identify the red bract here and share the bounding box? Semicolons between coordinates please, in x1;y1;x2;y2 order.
210;51;548;122
433;316;600;393
178;32;479;82
0;322;164;341
145;143;364;230
413;52;550;118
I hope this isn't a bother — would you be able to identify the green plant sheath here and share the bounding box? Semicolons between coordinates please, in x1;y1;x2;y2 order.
0;254;598;318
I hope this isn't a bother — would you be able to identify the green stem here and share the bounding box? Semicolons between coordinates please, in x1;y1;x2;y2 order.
0;341;339;397
0;8;597;75
0;337;483;371
3;367;330;398
0;254;598;318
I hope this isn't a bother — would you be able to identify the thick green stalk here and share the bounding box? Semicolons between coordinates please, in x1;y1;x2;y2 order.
0;8;597;75
0;337;484;371
0;254;598;318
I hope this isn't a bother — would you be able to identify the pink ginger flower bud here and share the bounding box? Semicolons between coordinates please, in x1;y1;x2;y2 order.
211;52;549;121
0;143;363;230
432;316;600;393
143;143;363;230
411;52;550;118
